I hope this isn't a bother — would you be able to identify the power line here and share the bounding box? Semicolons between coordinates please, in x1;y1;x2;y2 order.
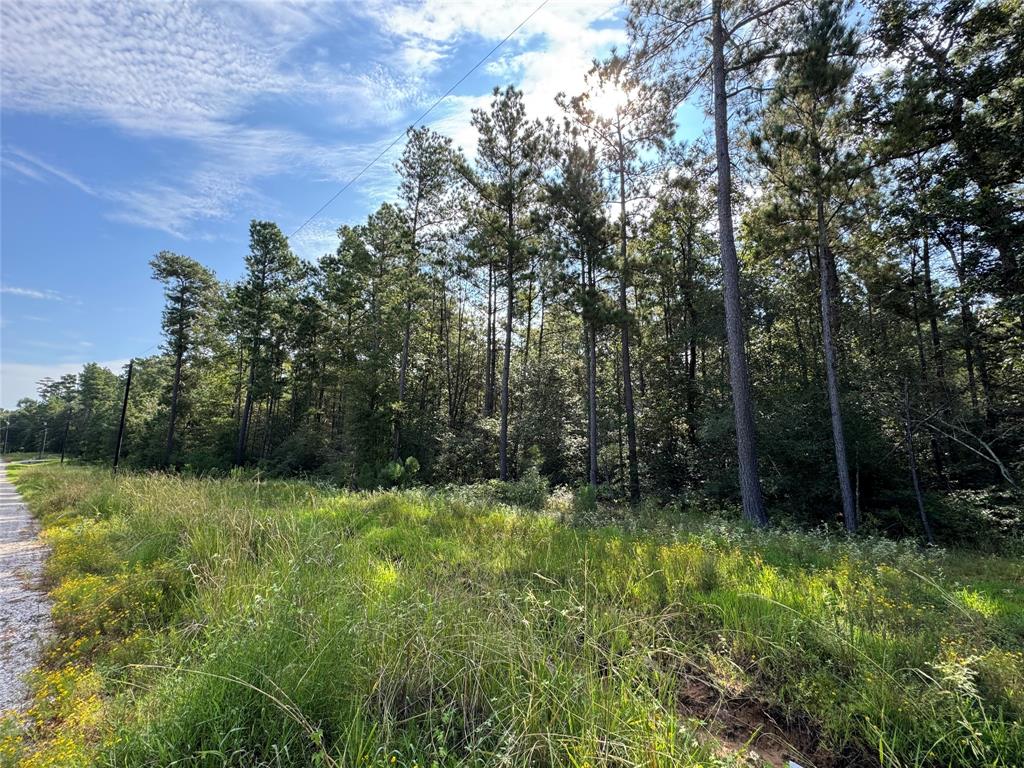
289;0;552;239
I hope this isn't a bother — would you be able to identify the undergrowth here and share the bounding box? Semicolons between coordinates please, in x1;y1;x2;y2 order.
2;463;1022;767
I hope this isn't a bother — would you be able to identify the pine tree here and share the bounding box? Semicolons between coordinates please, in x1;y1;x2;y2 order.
460;86;549;481
752;0;861;530
393;127;454;461
544;136;613;488
560;53;673;504
628;0;793;525
150;251;217;467
233;221;299;466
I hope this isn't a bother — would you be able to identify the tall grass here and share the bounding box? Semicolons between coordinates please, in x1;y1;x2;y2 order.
3;464;1022;767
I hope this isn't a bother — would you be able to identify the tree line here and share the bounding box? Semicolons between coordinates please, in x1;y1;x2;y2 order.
4;0;1021;544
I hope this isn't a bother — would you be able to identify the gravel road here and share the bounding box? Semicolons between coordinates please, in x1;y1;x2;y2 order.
0;462;51;712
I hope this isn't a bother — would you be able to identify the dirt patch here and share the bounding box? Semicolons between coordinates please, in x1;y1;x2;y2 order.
673;667;843;768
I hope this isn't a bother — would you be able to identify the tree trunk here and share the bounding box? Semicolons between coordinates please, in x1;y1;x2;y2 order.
260;393;276;461
583;253;599;487
712;0;767;526
453;293;467;426
523;267;534;371
793;311;809;386
443;280;454;425
816;192;856;532
681;226;699;446
394;202;421;460
234;340;258;466
537;280;547;370
943;234;992;419
617;119;640;505
921;234;946;386
632;284;647;397
484;262;496;417
821;233;841;341
909;245;947;481
233;344;244;422
499;231;514;481
246;397;262;461
511;267;536;475
615;339;625;495
587;323;599;487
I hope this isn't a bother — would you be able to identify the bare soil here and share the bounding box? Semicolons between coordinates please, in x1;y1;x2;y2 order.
673;665;846;768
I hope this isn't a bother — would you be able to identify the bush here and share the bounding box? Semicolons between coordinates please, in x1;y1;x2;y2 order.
567;483;599;526
931;489;1024;553
493;466;549;510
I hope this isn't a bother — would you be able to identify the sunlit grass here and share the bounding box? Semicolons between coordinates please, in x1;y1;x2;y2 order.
5;463;1023;767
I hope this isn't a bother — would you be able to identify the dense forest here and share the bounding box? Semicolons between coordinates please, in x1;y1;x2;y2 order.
4;0;1022;545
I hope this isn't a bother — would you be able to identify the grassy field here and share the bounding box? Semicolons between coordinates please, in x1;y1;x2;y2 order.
2;464;1022;768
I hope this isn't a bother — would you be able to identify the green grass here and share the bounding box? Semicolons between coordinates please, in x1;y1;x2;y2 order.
3;464;1022;768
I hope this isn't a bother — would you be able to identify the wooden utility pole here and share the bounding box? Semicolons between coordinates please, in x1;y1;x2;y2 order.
113;360;134;473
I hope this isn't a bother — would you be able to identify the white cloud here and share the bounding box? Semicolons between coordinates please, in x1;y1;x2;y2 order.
0;285;67;302
2;156;45;183
0;1;428;139
399;41;447;74
107;165;259;237
0;0;427;235
365;0;619;48
369;0;627;155
1;0;628;237
1;1;284;137
0;359;129;409
22;339;94;351
290;219;343;261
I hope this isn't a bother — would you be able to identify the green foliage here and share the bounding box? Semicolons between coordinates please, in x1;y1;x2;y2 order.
403;456;421;485
492;465;549;510
571;483;599;525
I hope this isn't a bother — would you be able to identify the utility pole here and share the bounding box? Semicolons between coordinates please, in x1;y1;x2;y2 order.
38;421;48;459
113;360;134;473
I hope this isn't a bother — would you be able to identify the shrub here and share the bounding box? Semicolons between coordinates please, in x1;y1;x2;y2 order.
492;466;549;510
566;483;599;526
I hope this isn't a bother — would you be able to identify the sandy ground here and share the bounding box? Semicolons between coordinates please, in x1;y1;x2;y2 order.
0;462;51;712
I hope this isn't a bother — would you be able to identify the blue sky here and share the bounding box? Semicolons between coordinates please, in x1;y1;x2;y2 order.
1;0;699;408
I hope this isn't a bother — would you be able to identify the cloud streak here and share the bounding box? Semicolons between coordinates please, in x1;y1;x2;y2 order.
365;0;627;154
2;147;97;195
1;285;67;302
